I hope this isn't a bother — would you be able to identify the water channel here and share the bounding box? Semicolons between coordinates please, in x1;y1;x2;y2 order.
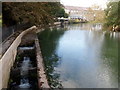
38;23;119;88
8;46;38;90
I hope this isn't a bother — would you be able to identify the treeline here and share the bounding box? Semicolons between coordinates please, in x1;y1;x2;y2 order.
2;2;68;28
104;1;120;31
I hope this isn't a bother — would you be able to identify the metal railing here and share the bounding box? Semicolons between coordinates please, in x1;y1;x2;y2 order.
2;23;31;42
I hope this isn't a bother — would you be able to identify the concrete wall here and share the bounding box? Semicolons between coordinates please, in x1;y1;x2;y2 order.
35;38;50;88
0;26;37;89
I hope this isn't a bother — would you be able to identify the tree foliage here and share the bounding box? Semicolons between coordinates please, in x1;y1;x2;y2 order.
2;2;68;28
86;5;105;23
104;1;120;27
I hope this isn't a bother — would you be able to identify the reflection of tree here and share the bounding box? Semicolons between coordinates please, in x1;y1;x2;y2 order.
38;28;64;88
100;33;118;84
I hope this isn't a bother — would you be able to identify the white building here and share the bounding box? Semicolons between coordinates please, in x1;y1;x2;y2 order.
64;6;88;19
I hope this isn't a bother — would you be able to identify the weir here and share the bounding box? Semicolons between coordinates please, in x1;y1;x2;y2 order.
19;57;31;88
8;45;38;89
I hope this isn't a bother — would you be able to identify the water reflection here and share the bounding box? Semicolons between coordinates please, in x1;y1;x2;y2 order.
64;23;102;31
56;30;118;88
38;24;119;88
38;28;64;88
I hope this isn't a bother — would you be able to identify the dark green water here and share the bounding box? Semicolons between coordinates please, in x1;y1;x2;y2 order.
38;23;119;88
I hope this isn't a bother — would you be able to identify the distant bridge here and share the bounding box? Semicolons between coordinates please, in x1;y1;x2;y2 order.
58;17;88;24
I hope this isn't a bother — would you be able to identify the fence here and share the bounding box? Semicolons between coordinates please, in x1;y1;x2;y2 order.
2;23;31;42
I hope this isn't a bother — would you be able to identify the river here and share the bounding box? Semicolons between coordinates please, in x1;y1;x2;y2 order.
38;23;119;88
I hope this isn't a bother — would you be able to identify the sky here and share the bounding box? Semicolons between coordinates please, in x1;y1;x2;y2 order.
60;0;108;9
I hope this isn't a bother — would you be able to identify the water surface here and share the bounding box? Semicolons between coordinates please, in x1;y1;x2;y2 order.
38;23;119;88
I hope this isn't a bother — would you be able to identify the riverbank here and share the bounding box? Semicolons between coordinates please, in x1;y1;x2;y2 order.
103;24;120;32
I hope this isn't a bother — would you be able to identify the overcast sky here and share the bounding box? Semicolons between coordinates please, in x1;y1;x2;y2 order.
60;0;108;8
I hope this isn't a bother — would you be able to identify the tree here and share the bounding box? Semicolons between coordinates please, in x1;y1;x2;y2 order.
85;5;105;22
2;2;67;28
104;1;120;28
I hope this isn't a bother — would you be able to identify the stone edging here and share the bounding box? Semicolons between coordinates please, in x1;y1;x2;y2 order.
35;37;50;88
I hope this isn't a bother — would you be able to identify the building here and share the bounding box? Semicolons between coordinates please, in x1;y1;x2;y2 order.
64;6;96;21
